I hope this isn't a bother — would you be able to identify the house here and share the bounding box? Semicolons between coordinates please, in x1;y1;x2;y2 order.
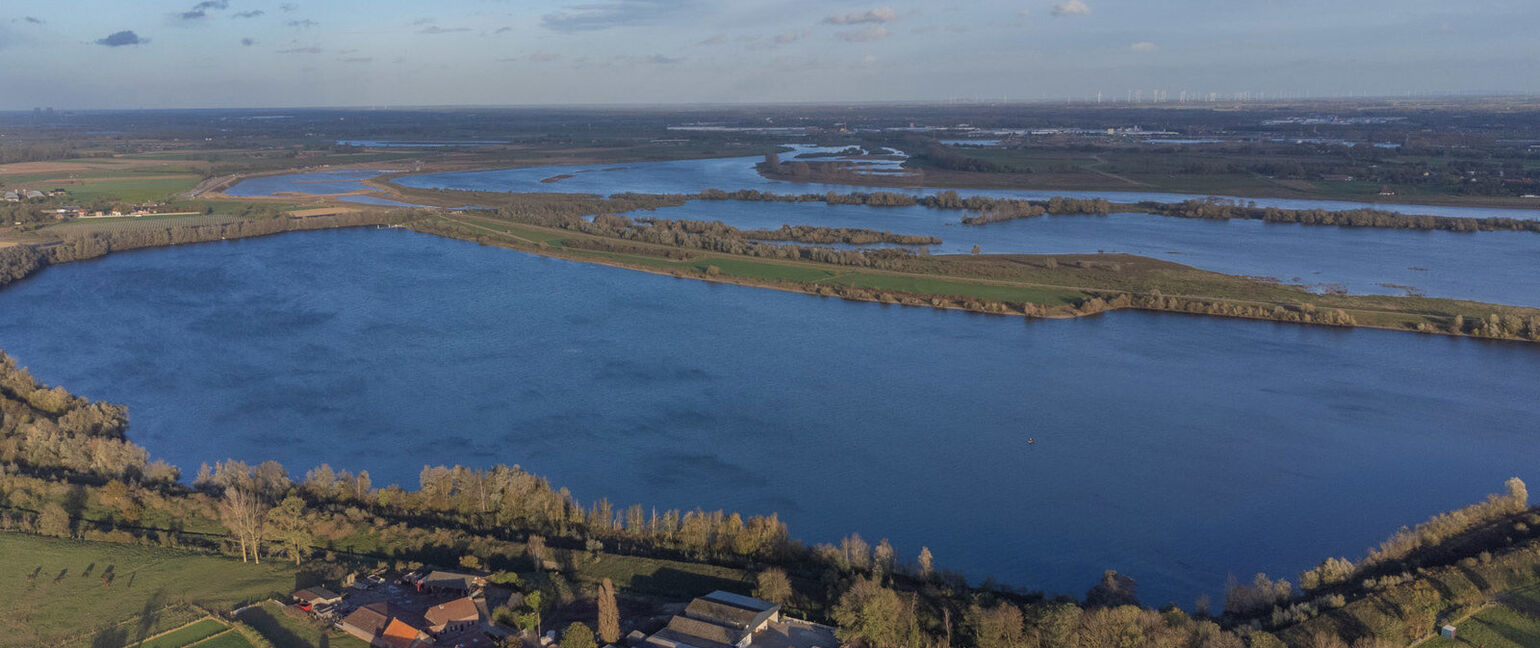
23;190;44;199
424;596;484;634
292;586;343;609
417;570;487;595
340;602;433;648
644;591;781;648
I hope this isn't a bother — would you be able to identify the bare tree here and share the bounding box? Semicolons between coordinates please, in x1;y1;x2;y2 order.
219;486;271;563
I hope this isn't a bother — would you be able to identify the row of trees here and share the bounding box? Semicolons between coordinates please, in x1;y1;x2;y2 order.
1145;197;1540;233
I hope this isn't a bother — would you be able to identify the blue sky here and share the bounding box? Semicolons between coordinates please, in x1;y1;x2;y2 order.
0;0;1537;109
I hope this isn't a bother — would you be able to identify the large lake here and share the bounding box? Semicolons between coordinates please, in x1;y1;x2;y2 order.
1;228;1536;606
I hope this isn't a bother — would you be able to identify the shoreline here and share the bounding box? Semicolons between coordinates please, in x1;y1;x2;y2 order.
5;202;1537;347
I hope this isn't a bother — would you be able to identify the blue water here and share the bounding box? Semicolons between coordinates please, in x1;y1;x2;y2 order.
225;169;390;197
0;228;1536;607
339;195;425;207
337;140;509;148
633;200;1540;305
393;153;1540;220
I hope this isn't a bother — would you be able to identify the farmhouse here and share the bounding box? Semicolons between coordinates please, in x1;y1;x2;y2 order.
340;602;433;648
293;586;343;609
416;569;487;595
424;595;486;634
644;591;781;648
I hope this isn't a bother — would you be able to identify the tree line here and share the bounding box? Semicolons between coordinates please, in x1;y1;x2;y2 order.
1143;197;1540;233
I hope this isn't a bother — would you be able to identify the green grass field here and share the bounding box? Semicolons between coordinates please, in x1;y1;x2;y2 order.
129;618;229;648
0;533;297;648
571;552;750;598
825;272;1089;305
186;630;258;648
1422;586;1540;648
1423;606;1540;648
238;600;370;648
59;176;203;202
692;257;836;282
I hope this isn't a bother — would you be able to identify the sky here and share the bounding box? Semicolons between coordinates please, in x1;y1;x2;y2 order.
0;0;1537;109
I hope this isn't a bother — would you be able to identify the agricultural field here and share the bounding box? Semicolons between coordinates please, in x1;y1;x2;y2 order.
0;533;296;648
129;618;230;648
1423;585;1540;648
237;600;369;648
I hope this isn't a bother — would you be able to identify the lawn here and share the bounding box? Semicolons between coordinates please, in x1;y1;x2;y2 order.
572;552;750;599
238;600;370;648
59;176;203;202
188;630;259;648
1423;587;1540;648
0;532;298;647
131;618;229;648
826;272;1089;306
692;257;836;282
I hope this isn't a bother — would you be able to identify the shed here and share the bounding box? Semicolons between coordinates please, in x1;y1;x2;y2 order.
1440;625;1456;639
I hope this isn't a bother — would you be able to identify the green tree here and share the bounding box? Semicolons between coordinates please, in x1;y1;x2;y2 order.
598;578;620;645
37;502;71;538
966;603;1025;648
515;590;545;634
559;623;595;648
832;577;907;648
753;568;793;607
265;495;313;565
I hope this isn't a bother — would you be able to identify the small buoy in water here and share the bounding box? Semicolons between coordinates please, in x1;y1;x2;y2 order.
1027;438;1036;445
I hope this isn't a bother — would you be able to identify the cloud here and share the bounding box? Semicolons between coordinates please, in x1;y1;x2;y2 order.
824;7;898;25
339;56;372;63
285;19;317;28
541;0;693;32
1050;0;1089;16
613;53;682;65
835;25;890;42
22;16;44;24
418;25;471;34
177;0;228;20
277;45;322;53
1018;9;1031;18
234;10;264;18
412;17;435;25
527;49;563;62
697;34;725;46
1129;41;1157;52
280;3;298;11
96;30;146;46
494;26;513;33
241;37;255;46
774;29;810;44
